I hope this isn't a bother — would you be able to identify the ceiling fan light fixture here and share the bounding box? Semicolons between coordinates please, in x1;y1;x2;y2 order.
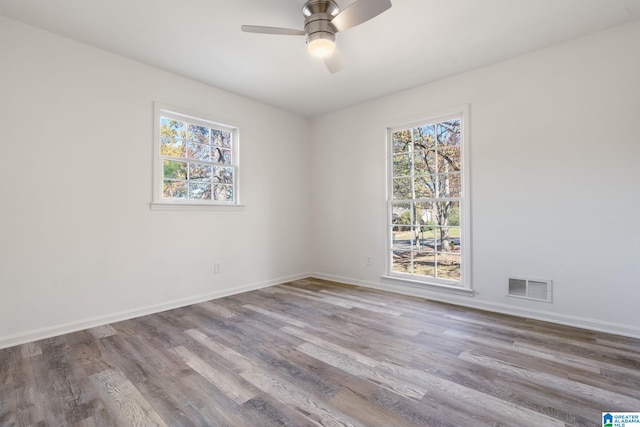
241;0;392;71
307;37;335;58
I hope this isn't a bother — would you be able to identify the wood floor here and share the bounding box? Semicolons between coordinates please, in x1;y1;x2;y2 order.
1;278;639;426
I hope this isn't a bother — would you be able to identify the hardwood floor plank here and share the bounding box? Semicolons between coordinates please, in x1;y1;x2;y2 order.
281;346;381;398
277;285;356;309
318;289;391;307
329;389;422;427
0;347;19;386
282;326;380;368
19;342;42;359
323;296;403;316
367;386;467;426
278;283;330;297
513;338;640;376
168;370;251;426
184;328;255;372
40;338;102;424
89;368;167;427
491;376;603;427
297;342;426;399
240;394;320;427
459;351;640;408
386;361;566;427
239;368;363;427
242;304;310;328
87;325;118;340
198;300;239;319
171;345;256;404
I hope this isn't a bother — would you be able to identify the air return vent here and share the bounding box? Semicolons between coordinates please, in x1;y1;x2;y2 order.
507;277;552;302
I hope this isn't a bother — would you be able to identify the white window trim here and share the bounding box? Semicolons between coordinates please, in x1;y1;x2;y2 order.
150;103;244;211
385;104;471;290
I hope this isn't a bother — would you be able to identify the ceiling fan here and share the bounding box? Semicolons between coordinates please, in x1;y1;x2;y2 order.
241;0;392;73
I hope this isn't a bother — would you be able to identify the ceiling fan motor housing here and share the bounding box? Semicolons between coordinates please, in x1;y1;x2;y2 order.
303;0;339;45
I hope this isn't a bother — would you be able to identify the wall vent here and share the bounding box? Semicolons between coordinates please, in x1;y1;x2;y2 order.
507;277;552;302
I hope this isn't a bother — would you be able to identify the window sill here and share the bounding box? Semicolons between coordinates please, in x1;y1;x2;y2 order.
381;275;474;296
150;202;245;211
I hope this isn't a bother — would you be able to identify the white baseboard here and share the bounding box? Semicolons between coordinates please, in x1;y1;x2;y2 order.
0;273;309;350
310;272;640;340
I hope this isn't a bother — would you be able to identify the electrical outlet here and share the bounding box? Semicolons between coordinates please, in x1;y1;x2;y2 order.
366;255;372;266
214;262;221;273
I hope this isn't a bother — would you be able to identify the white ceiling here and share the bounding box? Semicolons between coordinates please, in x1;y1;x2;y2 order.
1;0;639;117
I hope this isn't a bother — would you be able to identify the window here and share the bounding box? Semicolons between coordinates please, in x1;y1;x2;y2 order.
152;105;239;209
387;107;470;289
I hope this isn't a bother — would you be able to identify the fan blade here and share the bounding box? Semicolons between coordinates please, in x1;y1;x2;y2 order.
241;25;306;36
331;0;392;32
324;51;344;74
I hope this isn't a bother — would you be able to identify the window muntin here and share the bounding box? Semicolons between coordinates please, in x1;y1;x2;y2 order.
388;112;468;288
154;107;238;206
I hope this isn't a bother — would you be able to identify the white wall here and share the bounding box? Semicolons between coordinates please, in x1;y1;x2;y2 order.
310;20;640;338
2;15;639;348
0;16;311;348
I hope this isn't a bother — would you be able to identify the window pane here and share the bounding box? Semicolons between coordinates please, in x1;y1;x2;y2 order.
392;227;412;251
392;251;413;274
414;250;436;277
413;149;437;173
434;201;460;228
163;180;188;199
391;202;412;225
393;178;412;200
160;137;186;158
393;176;435;200
188;124;209;144
392;130;412;153
189;163;212;181
436;173;461;198
189;182;212;200
435;226;460;253
413;175;435;198
393;215;432;251
416;202;436;226
438;146;461;172
419;225;437;247
163;160;187;180
213;184;233;201
161;117;187;140
437;120;461;146
412;125;436;150
212;129;232;148
392;153;411;176
213;167;233;184
212;147;232;165
437;254;461;281
187;143;211;161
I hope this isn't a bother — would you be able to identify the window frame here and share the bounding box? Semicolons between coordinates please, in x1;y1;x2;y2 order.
385;105;471;290
151;103;242;211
